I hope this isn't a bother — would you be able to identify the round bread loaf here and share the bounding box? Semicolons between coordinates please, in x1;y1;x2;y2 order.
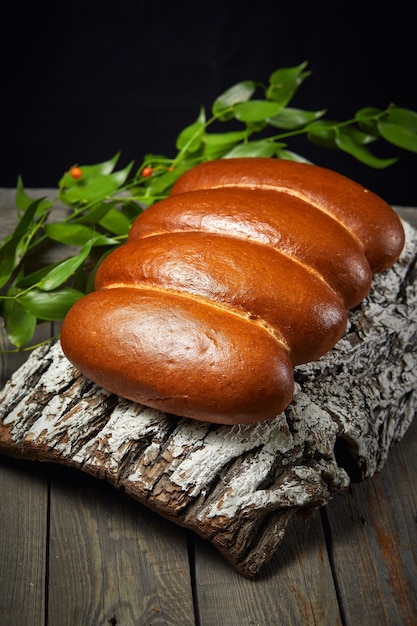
60;158;405;424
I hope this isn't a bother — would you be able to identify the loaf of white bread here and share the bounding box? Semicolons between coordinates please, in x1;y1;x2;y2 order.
60;158;405;424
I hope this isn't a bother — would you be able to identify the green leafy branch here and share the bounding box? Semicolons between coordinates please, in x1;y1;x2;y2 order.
1;61;417;351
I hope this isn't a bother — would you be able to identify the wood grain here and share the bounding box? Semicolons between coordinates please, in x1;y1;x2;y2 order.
0;457;48;626
47;466;195;626
194;513;343;625
325;416;417;625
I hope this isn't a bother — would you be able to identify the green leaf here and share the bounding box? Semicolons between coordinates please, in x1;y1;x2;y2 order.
176;107;206;152
15;263;61;290
14;178;52;218
268;107;326;130
134;153;171;175
306;121;338;149
119;200;143;222
59;160;134;205
45;222;118;247
59;153;121;189
212;80;257;121
378;107;417;153
0;198;47;289
15;177;35;211
0;237;22;289
355;107;383;136
233;100;282;123
244;120;268;134
81;152;122;175
223;140;280;158
18;287;84;321
267;62;311;106
37;240;95;291
202;130;249;148
13;197;49;240
384;107;417;131
73;200;118;226
46;222;97;245
3;293;37;348
335;127;398;168
202;130;249;159
141;167;188;199
99;207;132;236
275;149;312;163
82;248;112;293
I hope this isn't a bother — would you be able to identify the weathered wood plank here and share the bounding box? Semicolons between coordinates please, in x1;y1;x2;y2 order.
0;456;48;626
0;322;51;626
194;513;342;626
47;465;195;626
324;413;417;625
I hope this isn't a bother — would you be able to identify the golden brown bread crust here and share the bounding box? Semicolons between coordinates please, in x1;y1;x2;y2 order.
60;287;294;425
60;158;406;424
129;187;372;309
171;158;405;273
95;232;347;365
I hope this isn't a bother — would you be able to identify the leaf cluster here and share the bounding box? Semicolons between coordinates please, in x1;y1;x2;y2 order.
1;62;417;351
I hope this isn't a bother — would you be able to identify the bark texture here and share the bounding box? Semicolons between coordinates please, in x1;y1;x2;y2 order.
1;219;416;578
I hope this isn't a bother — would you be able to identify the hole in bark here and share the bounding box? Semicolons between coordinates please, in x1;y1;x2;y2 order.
333;436;364;482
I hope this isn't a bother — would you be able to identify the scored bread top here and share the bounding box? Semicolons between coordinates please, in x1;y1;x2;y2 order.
129;187;373;310
95;231;347;365
60;158;406;424
170;158;405;273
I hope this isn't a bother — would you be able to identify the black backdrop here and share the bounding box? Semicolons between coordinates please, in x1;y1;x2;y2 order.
1;0;416;205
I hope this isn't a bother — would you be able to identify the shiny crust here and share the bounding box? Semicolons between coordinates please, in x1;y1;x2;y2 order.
171;158;405;273
129;187;372;309
95;232;347;365
60;288;294;425
60;158;405;424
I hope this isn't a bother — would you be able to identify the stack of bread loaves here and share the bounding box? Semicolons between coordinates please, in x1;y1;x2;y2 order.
60;158;405;425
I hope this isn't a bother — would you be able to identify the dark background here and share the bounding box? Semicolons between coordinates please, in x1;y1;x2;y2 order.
1;0;416;206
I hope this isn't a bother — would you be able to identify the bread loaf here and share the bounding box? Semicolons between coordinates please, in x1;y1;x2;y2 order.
60;158;405;424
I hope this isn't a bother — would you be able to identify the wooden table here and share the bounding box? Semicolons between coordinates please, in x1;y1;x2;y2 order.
1;190;417;625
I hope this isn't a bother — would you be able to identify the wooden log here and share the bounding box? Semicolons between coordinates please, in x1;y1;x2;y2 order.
0;219;416;578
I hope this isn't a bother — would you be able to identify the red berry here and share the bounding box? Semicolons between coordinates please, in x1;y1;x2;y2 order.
70;166;82;179
141;166;153;177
